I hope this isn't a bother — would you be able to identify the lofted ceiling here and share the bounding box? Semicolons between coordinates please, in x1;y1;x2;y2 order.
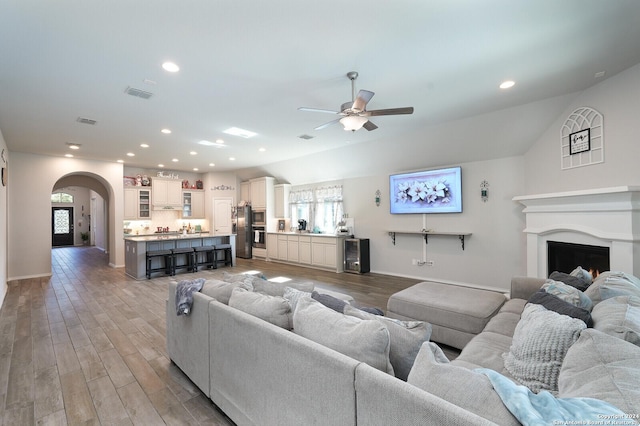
1;1;640;179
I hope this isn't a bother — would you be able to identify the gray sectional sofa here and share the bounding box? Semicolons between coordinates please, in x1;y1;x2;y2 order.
166;272;640;425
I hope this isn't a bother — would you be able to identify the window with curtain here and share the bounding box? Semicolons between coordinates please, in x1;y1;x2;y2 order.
289;185;343;233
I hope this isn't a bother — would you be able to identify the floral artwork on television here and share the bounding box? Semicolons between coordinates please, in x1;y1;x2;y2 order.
389;166;462;214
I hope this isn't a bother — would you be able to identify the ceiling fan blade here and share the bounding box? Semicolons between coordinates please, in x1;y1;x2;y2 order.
314;118;341;130
364;107;414;116
363;120;378;131
298;107;341;114
351;90;375;112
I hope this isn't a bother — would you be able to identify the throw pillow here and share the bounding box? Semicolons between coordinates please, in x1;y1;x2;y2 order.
253;279;314;297
527;289;593;327
542;279;593;311
222;271;264;286
591;295;640;346
503;303;586;394
228;288;293;330
293;296;394;375
559;328;640;417
570;266;593;289
200;279;253;305
311;290;347;313
407;343;520;425
343;304;432;381
283;286;311;313
584;271;640;305
549;271;590;292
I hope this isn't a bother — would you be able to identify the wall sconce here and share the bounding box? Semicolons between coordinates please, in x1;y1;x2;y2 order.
480;180;489;202
375;190;381;207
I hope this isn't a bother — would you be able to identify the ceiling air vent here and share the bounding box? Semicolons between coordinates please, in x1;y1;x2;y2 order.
76;117;97;125
298;134;314;140
125;86;154;99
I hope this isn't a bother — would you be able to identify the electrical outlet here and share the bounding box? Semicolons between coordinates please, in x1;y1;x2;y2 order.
426;260;434;266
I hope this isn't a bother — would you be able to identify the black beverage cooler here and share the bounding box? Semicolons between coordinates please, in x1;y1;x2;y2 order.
344;238;370;274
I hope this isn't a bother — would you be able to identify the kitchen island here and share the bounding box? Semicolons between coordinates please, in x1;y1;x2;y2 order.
124;233;236;280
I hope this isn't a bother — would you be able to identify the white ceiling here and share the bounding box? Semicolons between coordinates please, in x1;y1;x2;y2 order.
1;1;640;179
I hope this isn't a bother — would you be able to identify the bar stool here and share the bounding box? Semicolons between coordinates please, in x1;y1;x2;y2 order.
171;247;195;275
193;245;216;271
146;249;173;279
213;243;233;268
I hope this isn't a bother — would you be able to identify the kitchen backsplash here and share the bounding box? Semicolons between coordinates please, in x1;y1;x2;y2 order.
124;210;208;234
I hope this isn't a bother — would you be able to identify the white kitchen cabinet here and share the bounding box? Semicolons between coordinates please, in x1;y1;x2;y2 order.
267;234;278;259
249;177;275;209
277;235;288;260
152;178;182;209
274;184;291;218
287;235;299;262
240;181;251;204
298;236;311;264
124;187;151;220
182;190;205;219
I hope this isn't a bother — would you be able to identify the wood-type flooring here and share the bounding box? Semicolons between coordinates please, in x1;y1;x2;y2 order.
0;246;452;425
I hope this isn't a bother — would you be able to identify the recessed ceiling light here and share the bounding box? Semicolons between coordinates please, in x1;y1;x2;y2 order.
216;139;224;144
198;140;215;146
140;143;149;148
162;62;180;73
209;163;215;167
223;127;257;138
259;147;266;152
161;128;172;134
172;158;179;162
229;157;236;161
594;71;606;78
126;152;135;157
117;159;124;163
193;168;199;171
65;154;74;158
66;142;81;150
190;151;197;155
499;80;515;89
158;164;165;168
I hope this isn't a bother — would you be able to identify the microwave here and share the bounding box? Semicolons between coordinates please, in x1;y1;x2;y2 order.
252;209;266;226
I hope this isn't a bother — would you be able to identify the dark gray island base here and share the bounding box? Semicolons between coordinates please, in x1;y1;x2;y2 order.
124;234;236;280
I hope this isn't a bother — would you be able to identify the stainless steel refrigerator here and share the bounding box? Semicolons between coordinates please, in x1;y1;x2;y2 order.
235;205;252;259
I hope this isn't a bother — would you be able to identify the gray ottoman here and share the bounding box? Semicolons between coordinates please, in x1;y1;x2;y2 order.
387;281;506;350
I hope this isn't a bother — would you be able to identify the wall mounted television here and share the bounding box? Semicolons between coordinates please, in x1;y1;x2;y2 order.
389;166;462;214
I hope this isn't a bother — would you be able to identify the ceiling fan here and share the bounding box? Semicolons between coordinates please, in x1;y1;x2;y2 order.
298;71;414;132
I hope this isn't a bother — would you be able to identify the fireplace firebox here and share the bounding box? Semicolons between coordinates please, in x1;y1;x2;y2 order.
547;241;610;276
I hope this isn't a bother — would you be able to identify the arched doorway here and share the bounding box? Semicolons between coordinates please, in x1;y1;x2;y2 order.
53;173;111;256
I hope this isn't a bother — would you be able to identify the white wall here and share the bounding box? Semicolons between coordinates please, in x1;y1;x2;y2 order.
343;156;525;292
8;152;124;280
92;190;107;251
524;63;640;194
0;129;8;307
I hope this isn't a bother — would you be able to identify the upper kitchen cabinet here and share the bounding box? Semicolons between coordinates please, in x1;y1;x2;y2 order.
249;177;275;209
240;181;250;204
182;190;205;219
124;187;151;220
274;184;291;218
152;178;182;210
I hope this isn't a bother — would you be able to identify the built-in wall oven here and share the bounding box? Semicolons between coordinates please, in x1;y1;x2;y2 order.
252;226;266;249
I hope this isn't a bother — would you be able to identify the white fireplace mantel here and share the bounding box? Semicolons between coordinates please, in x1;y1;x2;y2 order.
513;186;640;277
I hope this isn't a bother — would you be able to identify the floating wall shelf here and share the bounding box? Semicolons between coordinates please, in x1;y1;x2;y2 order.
387;230;472;250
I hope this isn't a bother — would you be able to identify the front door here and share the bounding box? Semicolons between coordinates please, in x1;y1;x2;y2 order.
52;207;74;246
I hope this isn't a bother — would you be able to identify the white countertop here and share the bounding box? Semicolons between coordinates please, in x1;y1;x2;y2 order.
124;233;231;242
267;231;352;238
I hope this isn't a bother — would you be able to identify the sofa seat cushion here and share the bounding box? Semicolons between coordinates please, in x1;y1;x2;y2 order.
451;331;514;375
559;328;640;417
293;296;394;375
482;311;521;337
408;342;520;425
386;281;506;349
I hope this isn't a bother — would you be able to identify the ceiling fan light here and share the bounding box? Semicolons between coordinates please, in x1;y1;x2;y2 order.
340;115;368;131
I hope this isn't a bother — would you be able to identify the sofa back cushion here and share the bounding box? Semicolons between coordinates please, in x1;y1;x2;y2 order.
559;328;640;416
584;271;640;305
591;295;640;346
228;288;292;330
343;304;431;381
293;297;394;375
503;303;586;394
200;279;252;305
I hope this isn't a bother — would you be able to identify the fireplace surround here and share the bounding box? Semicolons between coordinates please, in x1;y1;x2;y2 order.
514;186;640;278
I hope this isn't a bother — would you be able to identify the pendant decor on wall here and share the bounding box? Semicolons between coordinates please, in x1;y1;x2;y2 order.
560;106;604;170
